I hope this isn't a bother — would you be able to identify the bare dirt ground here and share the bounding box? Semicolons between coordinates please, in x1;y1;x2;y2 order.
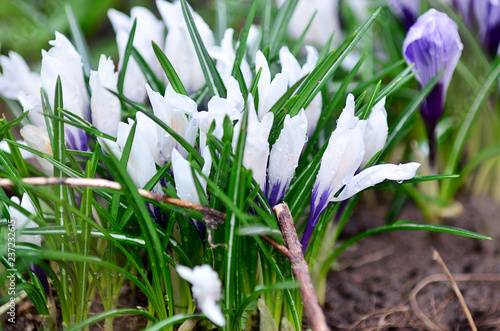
325;197;500;330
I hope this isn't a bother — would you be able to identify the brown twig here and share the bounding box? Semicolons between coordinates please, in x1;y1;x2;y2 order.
0;177;297;252
260;235;291;257
410;273;500;330
432;249;477;331
273;203;330;331
0;177;225;228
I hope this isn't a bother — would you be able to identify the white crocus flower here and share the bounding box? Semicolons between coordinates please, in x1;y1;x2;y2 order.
98;119;159;191
279;46;322;137
0;51;41;100
172;147;212;204
301;94;420;251
360;97;388;168
0;52;44;127
245;25;261;65
157;0;215;93
209;28;252;87
196;77;244;147
233;95;274;191
19;125;53;175
108;7;165;102
146;84;198;163
41;32;89;151
90;55;121;138
275;0;341;47
266;110;308;206
255;51;288;120
5;194;40;246
176;264;225;327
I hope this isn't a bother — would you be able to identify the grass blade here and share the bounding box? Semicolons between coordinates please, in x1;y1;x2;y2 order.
180;0;226;97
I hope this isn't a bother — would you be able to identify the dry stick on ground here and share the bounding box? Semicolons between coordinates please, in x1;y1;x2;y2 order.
410;273;500;330
432;249;477;331
274;203;330;331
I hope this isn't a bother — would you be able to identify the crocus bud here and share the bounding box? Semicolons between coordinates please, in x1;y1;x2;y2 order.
266;110;308;207
156;0;215;93
279;46;322;137
255;51;288;120
232;95;274;191
403;9;463;166
41;32;90;151
108;6;165;102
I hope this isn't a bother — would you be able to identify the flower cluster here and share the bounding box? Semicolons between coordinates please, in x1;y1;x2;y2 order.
0;0;426;326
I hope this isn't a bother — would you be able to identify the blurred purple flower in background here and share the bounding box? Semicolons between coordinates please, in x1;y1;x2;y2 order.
390;0;421;29
403;9;463;166
473;0;500;55
454;0;474;27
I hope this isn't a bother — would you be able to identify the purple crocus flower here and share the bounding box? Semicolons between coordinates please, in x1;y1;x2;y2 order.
473;0;500;55
390;0;421;30
403;9;463;166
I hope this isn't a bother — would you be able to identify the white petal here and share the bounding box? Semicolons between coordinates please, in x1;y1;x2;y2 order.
20;125;53;175
361;97;388;168
90;55;121;137
331;162;421;201
176;264;224;326
157;0;214;92
0;51;41;109
172;149;201;204
0;140;34;159
199;298;225;326
240;98;273;190
282;0;341;46
267;110;308;201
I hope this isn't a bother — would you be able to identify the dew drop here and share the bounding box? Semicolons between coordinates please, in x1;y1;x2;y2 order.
397;179;403;184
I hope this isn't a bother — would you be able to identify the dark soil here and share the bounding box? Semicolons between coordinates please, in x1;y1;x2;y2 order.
324;197;500;330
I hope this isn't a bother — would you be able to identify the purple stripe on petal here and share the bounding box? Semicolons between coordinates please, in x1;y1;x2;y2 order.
266;181;285;207
301;184;333;253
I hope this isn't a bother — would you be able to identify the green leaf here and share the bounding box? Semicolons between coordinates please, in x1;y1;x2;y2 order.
0;112;29;140
268;0;299;58
291;10;317;56
67;309;157;331
300;52;367;161
117;18;137;97
382;67;444;158
180;0;226;97
143;314;201;331
152;41;188;96
65;5;93;76
233;0;259;75
15;283;49;315
442;57;500;200
320;221;492;278
132;46;166;94
287;8;381;118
